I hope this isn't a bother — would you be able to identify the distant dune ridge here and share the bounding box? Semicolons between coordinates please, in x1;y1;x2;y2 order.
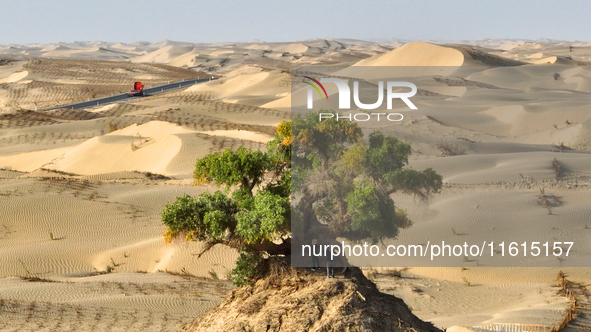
0;38;591;330
355;42;466;66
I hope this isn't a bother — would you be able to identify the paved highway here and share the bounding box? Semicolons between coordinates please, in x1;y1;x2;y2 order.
39;78;215;112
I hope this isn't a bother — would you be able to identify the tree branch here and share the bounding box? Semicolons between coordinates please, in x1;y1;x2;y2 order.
192;241;219;258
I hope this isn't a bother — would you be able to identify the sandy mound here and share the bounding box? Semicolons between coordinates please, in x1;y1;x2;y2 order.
244;43;309;54
371;267;570;328
182;267;440;332
260;93;291;109
224;65;264;78
44;121;211;176
131;45;202;68
244;44;270;51
186;70;291;106
188;71;270;96
198;130;273;143
529;56;583;65
168;49;201;67
0;70;28;83
448;45;525;66
41;46;133;60
354;42;465;67
131;45;195;64
272;43;309;54
339;41;524;78
352;42;525;68
527;52;545;59
0;146;71;172
40;45;72;52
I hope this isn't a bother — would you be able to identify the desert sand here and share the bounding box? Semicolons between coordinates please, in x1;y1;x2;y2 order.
0;39;590;331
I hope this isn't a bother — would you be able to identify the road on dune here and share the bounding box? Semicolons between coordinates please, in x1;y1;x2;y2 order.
39;78;216;112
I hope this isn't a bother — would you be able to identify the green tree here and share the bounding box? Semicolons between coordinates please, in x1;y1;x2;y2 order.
292;110;442;245
162;121;291;286
162;111;442;286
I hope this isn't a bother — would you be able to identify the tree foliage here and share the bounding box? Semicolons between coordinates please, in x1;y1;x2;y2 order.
292;110;442;244
162;192;237;243
193;147;270;193
162;121;291;286
162;110;442;286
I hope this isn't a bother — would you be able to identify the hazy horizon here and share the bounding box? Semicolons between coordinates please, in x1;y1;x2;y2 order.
1;0;590;45
2;37;589;47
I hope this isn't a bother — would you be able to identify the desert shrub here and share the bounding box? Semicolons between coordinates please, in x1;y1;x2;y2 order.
107;121;118;133
436;140;466;156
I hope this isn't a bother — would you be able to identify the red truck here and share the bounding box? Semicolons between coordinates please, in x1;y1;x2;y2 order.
126;82;144;96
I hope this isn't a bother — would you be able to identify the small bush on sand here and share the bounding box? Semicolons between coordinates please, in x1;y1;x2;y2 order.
436;140;466;156
107;122;118;133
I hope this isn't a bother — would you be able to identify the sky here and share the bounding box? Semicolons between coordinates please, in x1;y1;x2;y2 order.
1;0;590;44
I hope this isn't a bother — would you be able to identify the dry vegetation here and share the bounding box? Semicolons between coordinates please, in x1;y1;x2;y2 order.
0;58;207;110
551;271;578;331
0;96;281;150
537;187;563;215
0;110;61;128
436;140;466;156
553;157;562;178
0;277;232;332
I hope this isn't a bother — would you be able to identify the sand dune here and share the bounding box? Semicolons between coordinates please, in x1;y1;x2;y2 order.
0;58;206;110
131;45;196;64
0;177;238;279
42;121;207;176
354;42;465;67
287;40;591;328
0;39;384;76
0;39;591;330
529;56;582;65
352;41;525;69
186;69;291;106
272;43;309;54
0;272;231;331
260;93;291;109
198;129;273;143
411;151;591;183
372;269;567;328
0;146;72;172
244;42;309;54
188;71;271;96
0;70;28;83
